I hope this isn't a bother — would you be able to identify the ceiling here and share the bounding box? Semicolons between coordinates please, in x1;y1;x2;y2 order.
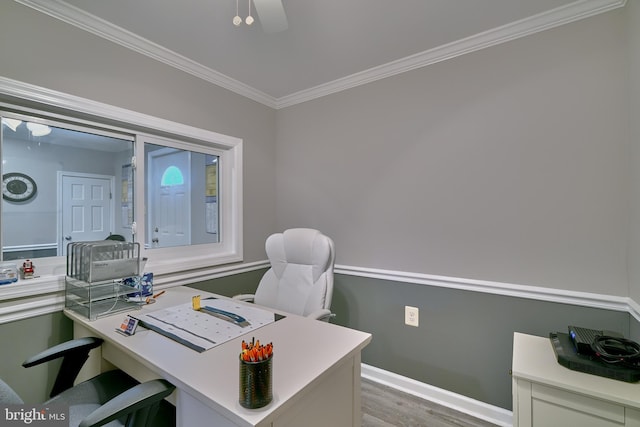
16;0;626;108
3;118;132;152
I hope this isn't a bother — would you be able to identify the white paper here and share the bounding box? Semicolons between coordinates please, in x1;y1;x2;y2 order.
134;298;276;352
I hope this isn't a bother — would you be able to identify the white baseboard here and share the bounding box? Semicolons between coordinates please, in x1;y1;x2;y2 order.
361;363;513;427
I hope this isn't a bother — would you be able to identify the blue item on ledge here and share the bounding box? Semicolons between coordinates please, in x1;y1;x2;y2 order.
0;264;18;285
124;272;153;298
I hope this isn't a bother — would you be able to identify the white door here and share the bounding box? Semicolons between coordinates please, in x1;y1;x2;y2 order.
61;174;113;255
148;148;191;248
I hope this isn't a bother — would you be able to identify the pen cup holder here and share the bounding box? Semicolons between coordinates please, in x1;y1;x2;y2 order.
239;355;273;409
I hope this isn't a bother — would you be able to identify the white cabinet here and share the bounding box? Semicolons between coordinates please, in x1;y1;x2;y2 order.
512;333;640;427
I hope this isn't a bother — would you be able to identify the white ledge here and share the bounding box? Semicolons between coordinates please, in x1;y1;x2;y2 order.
0;275;64;300
0;260;269;324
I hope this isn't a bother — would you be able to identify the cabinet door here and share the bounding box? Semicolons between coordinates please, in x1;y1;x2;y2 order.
531;383;624;427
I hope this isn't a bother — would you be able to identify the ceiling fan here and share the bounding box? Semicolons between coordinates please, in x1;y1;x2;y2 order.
234;0;288;33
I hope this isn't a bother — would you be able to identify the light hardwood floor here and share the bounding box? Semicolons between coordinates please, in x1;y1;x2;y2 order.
361;378;500;427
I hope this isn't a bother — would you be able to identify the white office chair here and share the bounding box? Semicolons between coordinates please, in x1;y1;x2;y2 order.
235;228;335;321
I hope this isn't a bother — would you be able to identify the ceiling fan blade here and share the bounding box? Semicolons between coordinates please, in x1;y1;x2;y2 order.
253;0;288;33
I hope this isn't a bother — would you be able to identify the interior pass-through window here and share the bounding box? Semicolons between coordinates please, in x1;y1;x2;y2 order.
0;105;242;280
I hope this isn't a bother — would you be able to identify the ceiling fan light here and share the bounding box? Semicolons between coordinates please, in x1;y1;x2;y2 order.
245;0;254;25
26;122;52;137
1;118;22;132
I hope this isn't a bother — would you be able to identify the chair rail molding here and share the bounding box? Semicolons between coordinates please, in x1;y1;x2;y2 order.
334;264;637;319
1;260;638;324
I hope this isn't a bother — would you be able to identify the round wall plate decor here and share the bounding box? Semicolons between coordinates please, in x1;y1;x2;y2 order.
2;172;37;202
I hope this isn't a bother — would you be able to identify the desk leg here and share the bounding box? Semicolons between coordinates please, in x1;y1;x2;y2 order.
352;353;363;427
175;389;237;427
273;354;362;427
72;322;116;383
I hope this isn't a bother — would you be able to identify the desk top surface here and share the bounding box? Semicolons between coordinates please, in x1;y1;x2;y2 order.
65;286;372;426
512;332;640;408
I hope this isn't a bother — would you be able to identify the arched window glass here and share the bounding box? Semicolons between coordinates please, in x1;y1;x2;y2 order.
161;166;184;186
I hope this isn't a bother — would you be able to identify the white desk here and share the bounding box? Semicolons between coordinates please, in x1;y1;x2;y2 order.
64;286;372;427
512;332;640;427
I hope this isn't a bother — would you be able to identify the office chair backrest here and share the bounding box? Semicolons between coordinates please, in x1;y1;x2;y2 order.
105;234;126;241
254;228;335;317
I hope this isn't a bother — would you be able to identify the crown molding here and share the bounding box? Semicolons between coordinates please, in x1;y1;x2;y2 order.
12;0;628;110
276;0;627;108
14;0;279;108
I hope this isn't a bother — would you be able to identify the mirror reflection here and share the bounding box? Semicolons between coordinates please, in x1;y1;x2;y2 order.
1;117;133;260
1;115;222;262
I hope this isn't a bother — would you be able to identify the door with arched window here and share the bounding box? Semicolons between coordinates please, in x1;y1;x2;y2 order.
147;147;191;248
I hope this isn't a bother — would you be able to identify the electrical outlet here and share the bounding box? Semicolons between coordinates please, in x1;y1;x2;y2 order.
405;306;419;327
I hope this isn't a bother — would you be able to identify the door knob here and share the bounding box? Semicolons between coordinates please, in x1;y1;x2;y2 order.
64;235;72;241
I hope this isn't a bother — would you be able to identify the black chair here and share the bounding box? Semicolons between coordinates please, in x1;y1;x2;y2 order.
105;234;126;241
0;337;175;427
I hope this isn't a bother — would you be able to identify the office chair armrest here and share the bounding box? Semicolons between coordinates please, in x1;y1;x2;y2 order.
22;337;104;398
22;337;103;368
233;294;255;302
78;379;175;427
307;309;334;322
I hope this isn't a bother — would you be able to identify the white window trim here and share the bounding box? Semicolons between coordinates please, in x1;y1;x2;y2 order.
0;76;243;316
135;133;243;274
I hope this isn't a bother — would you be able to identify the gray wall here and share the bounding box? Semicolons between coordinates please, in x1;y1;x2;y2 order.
628;0;640;304
0;312;73;403
330;275;630;410
188;269;267;297
273;6;637;410
276;9;630;297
